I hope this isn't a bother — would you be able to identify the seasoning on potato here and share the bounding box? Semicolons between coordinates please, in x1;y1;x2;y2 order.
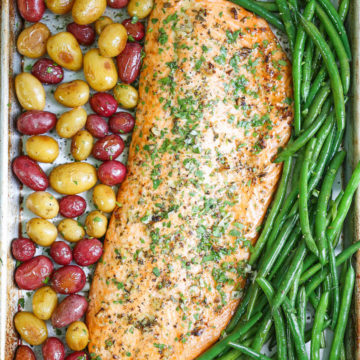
32;286;58;320
46;0;75;14
58;218;85;242
72;0;107;25
93;184;116;212
25;135;59;163
95;15;113;35
71;130;94;161
56;107;87;138
17;23;50;59
113;83;138;109
15;73;45;111
54;80;90;108
26;191;59;219
127;0;154;19
83;48;118;92
47;32;83;71
65;321;89;351
98;23;127;58
26;218;58;247
85;210;108;238
14;312;48;346
49;162;97;195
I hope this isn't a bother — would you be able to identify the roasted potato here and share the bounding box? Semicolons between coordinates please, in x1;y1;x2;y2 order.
14;312;48;346
71;130;94;161
56;107;87;138
72;0;106;25
25;135;59;163
113;83;138;109
65;321;89;351
127;0;153;19
26;191;59;219
32;286;58;320
15;73;45;111
98;23;127;58
58;218;85;242
46;0;75;14
17;23;50;58
26;218;58;247
85;210;108;238
93;184;116;212
54;80;90;108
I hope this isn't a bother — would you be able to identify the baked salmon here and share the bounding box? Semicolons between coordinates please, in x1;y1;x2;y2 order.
87;0;293;358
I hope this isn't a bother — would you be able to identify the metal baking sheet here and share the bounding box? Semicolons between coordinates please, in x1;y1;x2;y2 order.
0;0;359;359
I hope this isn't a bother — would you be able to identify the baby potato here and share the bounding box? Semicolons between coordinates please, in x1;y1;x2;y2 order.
17;23;50;59
127;0;153;19
85;210;108;238
47;32;82;71
72;0;106;25
58;219;85;242
56;107;87;138
49;162;97;195
15;73;45;111
98;23;127;58
32;286;58;320
14;312;48;346
65;321;89;351
95;16;113;35
83;49;118;92
93;184;116;212
54;80;89;108
26;191;59;219
71;130;94;161
113;83;138;109
46;0;75;14
26;218;58;247
25;135;59;163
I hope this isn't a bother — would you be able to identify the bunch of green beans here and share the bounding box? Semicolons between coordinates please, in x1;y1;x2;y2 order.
198;0;359;359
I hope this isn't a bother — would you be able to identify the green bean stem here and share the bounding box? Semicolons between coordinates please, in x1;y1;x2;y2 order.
275;0;296;49
297;286;307;336
228;343;272;360
304;68;327;111
328;236;340;329
301;38;314;103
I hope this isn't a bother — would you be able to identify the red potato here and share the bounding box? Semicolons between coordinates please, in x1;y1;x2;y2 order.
98;160;127;186
14;345;36;360
66;23;95;46
31;59;64;85
116;42;142;84
17;0;45;22
42;337;65;360
12;238;36;262
51;294;88;328
122;18;145;41
50;241;73;265
17;110;57;135
92;134;125;161
109;111;135;134
51;265;86;294
89;93;117;117
107;0;128;8
73;238;103;266
85;114;109;138
65;352;89;360
15;255;53;290
59;195;86;218
12;155;49;191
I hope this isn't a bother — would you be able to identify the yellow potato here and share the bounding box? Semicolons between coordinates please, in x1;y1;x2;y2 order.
113;83;138;109
26;191;59;219
47;32;82;71
15;73;45;111
54;80;89;108
32;286;58;320
83;48;118;92
93;184;116;212
66;321;89;351
71;130;93;161
46;0;75;14
26;218;57;247
56;107;87;138
128;0;154;19
98;23;127;58
58;218;85;242
85;210;108;238
17;23;51;59
25;135;59;163
72;0;106;25
95;16;113;35
14;312;48;346
49;162;97;195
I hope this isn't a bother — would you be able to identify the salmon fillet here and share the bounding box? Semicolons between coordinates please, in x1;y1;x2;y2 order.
87;1;293;358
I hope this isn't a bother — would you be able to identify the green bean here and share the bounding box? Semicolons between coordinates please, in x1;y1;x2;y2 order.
254;1;279;11
328;236;340;329
289;263;302;307
196;312;263;360
305;319;332;343
315;3;350;93
251;313;273;352
317;0;351;59
297;286;307;336
228;343;272;360
329;265;355;360
286;321;296;360
315;151;346;264
311;291;330;360
250;156;293;265
338;0;350;22
275;0;296;50
327;160;360;244
226;288;251;333
300;139;319;255
301;38;314;103
304;68;327;111
299;14;346;133
229;0;285;31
